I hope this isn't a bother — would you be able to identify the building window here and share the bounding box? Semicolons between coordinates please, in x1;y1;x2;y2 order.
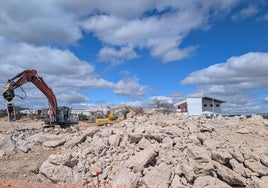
210;104;213;107
216;104;220;107
204;104;207;107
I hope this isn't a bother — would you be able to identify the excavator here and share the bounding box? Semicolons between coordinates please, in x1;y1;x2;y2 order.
2;69;78;125
95;104;144;126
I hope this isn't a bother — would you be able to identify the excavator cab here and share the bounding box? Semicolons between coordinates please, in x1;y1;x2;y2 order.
44;106;78;125
56;106;78;125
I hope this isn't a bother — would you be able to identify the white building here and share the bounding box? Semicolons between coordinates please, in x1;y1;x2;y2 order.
174;97;225;116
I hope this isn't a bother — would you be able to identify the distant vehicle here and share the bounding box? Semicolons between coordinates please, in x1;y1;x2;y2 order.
2;69;78;125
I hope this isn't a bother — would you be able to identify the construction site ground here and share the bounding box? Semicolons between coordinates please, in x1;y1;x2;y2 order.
0;112;268;187
0;117;97;183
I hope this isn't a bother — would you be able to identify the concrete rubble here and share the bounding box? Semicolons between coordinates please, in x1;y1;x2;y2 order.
0;112;268;187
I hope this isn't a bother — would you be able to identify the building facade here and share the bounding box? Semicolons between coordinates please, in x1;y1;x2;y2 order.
175;97;225;116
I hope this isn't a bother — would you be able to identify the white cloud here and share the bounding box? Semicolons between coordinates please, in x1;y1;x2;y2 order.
0;0;245;63
0;1;82;45
113;77;150;99
232;5;259;21
181;52;268;87
80;0;238;63
98;46;137;65
181;52;268;114
0;38;149;108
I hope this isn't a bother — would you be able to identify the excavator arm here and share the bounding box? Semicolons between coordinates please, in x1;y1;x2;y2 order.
2;69;57;121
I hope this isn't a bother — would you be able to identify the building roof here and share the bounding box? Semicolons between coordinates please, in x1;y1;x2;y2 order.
202;96;226;103
174;100;186;107
174;97;225;106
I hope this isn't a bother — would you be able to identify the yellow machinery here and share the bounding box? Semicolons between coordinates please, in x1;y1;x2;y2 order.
95;105;144;126
123;105;144;116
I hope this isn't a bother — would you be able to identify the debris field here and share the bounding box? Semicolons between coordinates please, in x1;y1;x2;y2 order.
0;111;268;187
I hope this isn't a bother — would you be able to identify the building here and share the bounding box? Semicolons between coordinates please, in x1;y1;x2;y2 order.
174;97;225;116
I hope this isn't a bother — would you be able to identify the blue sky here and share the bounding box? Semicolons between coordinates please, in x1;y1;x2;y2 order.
0;0;268;114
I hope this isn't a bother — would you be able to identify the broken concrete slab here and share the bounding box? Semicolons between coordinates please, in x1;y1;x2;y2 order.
0;134;15;152
143;163;172;187
192;175;231;188
211;149;232;165
111;168;139;187
39;161;81;183
261;154;268;167
213;161;246;186
128;148;157;172
47;152;78;168
16;138;31;153
66;127;99;148
244;159;268;176
43;138;66;148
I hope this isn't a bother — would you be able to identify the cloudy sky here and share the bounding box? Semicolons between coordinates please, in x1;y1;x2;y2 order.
0;0;268;114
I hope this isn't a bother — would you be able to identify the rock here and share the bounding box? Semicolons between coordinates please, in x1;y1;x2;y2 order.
43;138;66;148
229;159;248;177
47;153;78;168
39;161;80;183
137;137;151;149
244;159;268;176
230;146;244;163
213;161;246;186
161;136;173;150
111;168;139;187
251;176;268;187
179;162;195;183
75;160;90;173
200;124;215;133
240;147;259;160
0;150;6;158
128;133;143;144
259;176;268;187
187;144;211;163
92;135;108;155
186;144;214;176
263;120;268;126
144;133;164;143
26;133;63;144
108;134;121;147
191;158;214;176
211;149;232;165
143;163;172;187
193;176;231;188
0;134;15;152
171;175;187;188
250;114;263;121
188;134;201;145
66;127;98;147
261;154;268;167
236;128;250;134
203;138;223;151
16;139;31;153
128;148;156;172
90;164;102;176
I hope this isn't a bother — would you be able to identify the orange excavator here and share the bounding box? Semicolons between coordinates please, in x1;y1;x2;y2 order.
2;69;78;125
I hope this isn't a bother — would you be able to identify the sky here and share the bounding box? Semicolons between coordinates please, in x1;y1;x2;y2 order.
0;0;268;114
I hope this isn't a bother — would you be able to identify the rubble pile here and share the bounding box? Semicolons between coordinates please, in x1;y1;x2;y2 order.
1;113;268;187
